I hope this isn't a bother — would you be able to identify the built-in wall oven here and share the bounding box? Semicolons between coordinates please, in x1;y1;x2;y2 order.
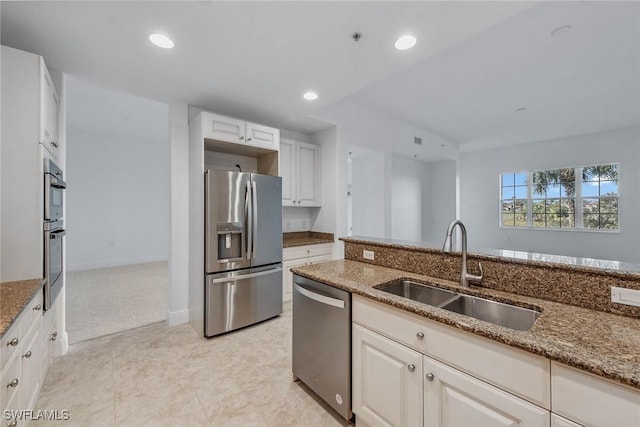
43;159;66;310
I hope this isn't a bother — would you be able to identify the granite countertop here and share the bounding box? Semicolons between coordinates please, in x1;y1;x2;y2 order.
291;260;640;390
0;278;45;338
283;231;334;248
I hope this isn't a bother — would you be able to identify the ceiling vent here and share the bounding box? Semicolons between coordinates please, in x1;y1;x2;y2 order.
414;137;422;145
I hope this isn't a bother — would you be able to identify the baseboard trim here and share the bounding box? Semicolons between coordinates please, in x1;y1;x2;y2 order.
168;309;189;326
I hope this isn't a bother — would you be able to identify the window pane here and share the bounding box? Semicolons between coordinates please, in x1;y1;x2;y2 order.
532;200;545;214
560;199;575;213
513;199;527;213
583;198;599;214
600;198;618;213
599;214;618;230
502;201;514;213
546;183;560;198
514;172;528;186
514;185;527;198
501;213;515;226
546;199;560;213
532;214;545;227
583;214;599;229
560;213;575;228
501;174;514;186
600;181;618;196
547;214;560;228
502;187;515;199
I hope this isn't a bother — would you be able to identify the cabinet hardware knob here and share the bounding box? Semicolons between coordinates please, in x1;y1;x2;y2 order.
34;304;42;311
52;141;59;148
51;332;58;341
8;338;18;347
248;137;252;141
426;373;435;382
23;351;32;359
7;378;18;388
407;364;416;373
239;136;244;140
416;332;424;340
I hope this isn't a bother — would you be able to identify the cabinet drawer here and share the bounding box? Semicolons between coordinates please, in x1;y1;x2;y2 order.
1;315;25;368
283;243;333;261
353;295;550;409
1;351;21;413
551;362;640;427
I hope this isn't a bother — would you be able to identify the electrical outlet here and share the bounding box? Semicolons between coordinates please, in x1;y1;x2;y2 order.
611;286;640;307
363;250;375;260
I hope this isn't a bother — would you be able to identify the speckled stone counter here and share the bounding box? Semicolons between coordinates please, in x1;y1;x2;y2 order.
283;231;334;248
0;278;45;338
291;260;640;390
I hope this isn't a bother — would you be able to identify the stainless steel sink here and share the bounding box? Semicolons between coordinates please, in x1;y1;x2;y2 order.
376;280;540;331
377;280;458;307
441;294;540;331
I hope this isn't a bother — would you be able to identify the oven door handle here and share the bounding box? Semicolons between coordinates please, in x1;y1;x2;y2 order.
50;177;67;189
50;230;66;239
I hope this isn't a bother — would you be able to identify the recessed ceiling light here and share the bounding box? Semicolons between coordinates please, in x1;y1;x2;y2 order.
515;107;527;113
303;91;318;101
551;25;572;37
395;35;417;50
149;34;174;49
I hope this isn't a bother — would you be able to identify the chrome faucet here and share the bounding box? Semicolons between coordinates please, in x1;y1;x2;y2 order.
442;220;483;287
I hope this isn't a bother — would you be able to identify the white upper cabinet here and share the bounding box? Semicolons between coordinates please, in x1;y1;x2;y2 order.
280;138;320;207
39;57;60;159
280;139;296;205
246;121;279;150
201;112;246;144
199;111;279;151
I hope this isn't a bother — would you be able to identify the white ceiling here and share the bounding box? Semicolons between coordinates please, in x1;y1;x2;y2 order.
2;2;637;151
0;1;534;135
351;1;640;151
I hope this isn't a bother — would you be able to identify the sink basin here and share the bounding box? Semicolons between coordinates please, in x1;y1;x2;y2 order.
376;280;541;331
377;280;458;307
441;294;540;331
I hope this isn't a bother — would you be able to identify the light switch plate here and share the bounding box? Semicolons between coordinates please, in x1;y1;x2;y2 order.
363;250;375;260
611;286;640;307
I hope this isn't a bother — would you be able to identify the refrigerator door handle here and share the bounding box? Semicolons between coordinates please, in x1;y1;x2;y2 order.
245;181;252;260
209;267;283;283
251;180;258;259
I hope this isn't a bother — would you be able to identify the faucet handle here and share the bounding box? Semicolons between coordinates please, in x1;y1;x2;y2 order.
467;261;484;284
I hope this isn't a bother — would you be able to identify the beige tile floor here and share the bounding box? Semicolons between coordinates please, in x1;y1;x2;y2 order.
34;304;352;427
66;262;169;344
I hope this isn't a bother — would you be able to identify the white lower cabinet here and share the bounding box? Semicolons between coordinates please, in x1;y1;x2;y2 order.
353;324;423;427
550;414;583;427
424;356;549;427
283;243;333;302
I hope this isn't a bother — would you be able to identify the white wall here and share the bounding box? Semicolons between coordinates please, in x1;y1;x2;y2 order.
459;126;640;262
66;79;170;270
422;160;457;243
352;150;385;238
391;155;423;242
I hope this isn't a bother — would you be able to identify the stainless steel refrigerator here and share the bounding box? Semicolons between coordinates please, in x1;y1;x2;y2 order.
205;170;283;337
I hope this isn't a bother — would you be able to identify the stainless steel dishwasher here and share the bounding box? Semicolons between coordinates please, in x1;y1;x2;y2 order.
292;274;352;421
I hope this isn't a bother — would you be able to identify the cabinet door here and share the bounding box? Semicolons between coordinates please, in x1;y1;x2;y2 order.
279;139;296;206
296;142;320;207
21;319;43;411
282;258;307;302
201;112;246;144
246;122;279;150
424;356;550;427
40;60;60;159
551;414;583;427
353;324;423;427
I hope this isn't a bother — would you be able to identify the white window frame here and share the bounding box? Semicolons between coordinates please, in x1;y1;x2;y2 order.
498;163;620;233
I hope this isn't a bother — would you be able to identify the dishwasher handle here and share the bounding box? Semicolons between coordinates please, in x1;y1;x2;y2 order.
294;283;345;309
